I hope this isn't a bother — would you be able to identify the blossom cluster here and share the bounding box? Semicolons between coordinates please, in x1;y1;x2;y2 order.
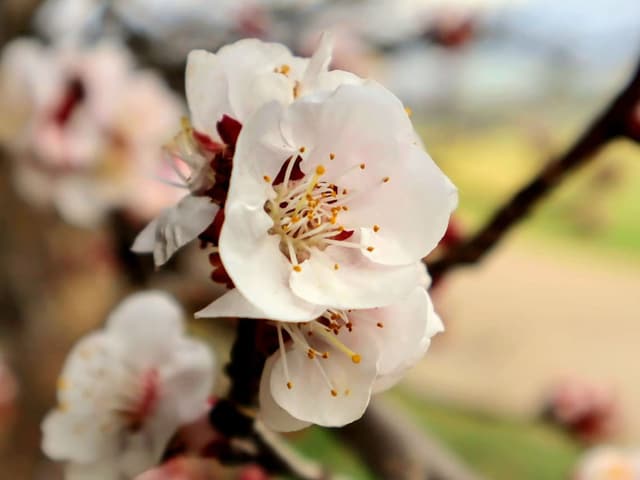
0;39;183;227
134;34;457;431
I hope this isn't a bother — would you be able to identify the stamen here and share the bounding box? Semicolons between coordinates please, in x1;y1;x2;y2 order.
313;323;362;364
383;176;390;183
263;175;271;182
277;325;292;389
373;224;380;232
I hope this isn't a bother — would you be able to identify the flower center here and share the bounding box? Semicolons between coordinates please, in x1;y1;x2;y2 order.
273;307;380;398
120;367;160;432
264;154;375;271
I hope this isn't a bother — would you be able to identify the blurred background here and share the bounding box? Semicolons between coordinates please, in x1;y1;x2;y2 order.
1;0;639;478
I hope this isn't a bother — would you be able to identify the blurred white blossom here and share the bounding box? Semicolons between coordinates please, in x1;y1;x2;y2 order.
0;39;183;227
41;291;215;480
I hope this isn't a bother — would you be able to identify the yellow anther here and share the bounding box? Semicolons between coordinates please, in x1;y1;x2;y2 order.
307;349;315;359
329;153;336;160
299;146;306;153
383;176;390;183
405;106;413;117
291;214;300;222
367;246;375;252
263;175;271;183
376;322;384;328
334;263;340;270
315;165;326;175
342;206;349;211
359;163;366;170
275;64;291;75
373;224;380;232
351;354;361;364
345;389;351;396
293;265;302;272
331;389;338;397
287;382;293;389
322;352;329;359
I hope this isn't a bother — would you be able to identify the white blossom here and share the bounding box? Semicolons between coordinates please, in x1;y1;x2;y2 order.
0;39;183;227
41;291;215;479
133;34;361;266
197;81;457;322
258;282;443;431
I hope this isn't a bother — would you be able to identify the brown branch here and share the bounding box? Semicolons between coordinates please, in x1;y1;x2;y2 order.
427;56;640;281
338;399;482;480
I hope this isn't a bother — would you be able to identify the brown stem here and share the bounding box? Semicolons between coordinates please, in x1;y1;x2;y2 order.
427;56;640;281
338;399;482;480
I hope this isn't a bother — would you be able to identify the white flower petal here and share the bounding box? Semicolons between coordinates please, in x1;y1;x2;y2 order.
220;208;326;321
41;408;118;464
290;246;421;309
350;286;444;393
185;49;231;140
106;290;185;363
259;354;311;432
354;144;458;265
131;218;159;254
270;332;378;428
156;338;215;423
195;288;268;320
132;194;218;266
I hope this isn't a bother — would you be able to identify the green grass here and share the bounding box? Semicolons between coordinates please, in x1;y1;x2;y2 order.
285;427;373;480
288;390;582;480
389;391;582;480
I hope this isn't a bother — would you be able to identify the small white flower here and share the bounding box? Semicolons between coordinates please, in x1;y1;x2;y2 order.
258;283;443;431
133;33;360;266
197;82;457;321
41;291;215;479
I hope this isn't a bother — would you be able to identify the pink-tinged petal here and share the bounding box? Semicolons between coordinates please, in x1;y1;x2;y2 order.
270;331;378;427
290;246;421;309
185;50;231;140
258;354;311;432
132;195;219;266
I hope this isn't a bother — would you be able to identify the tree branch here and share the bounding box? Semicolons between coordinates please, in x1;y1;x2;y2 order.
427;56;640;281
338;399;482;480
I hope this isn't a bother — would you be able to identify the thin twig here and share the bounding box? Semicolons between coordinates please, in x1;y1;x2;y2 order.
427;56;640;282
